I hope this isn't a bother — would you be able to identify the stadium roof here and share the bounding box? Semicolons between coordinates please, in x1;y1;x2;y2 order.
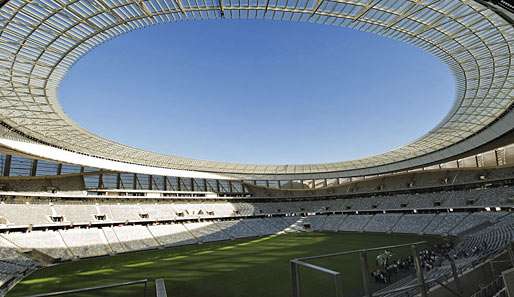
0;0;513;178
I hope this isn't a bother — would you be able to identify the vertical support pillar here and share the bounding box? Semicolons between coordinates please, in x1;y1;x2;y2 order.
190;178;194;191
98;173;104;189
2;154;11;176
216;179;220;193
116;173;121;189
203;179;208;192
323;179;328;187
495;149;500;166
241;180;247;194
411;245;427;297
133;173;137;190
278;180;282;189
228;180;233;193
148;175;153;190
30;159;38;176
163;176;168;191
57;163;63;175
177;177;182;191
291;261;300;297
311;179;315;189
360;252;372;297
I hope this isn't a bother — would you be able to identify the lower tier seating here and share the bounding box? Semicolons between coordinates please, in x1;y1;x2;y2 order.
1;210;513;296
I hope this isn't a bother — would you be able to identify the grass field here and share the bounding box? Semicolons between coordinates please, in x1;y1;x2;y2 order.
8;232;439;297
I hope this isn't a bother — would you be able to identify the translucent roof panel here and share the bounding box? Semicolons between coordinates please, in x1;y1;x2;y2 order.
0;0;513;176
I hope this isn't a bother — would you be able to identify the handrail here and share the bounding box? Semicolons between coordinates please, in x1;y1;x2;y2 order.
25;279;149;297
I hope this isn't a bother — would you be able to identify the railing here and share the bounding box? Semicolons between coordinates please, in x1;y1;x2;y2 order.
24;279;149;297
470;277;504;297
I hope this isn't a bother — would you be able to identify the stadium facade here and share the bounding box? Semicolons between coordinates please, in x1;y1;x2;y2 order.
0;0;513;185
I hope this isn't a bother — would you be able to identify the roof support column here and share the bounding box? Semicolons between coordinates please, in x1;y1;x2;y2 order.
241;180;247;193
2;155;11;177
30;159;38;176
57;163;62;175
98;172;104;189
116;173;121;189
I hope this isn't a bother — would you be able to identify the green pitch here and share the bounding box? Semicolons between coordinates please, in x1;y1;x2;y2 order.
8;232;439;297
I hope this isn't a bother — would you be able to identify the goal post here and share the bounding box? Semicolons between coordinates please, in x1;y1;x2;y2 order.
291;259;343;297
290;241;430;297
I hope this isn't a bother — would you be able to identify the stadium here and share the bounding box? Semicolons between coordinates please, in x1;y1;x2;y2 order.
0;0;514;296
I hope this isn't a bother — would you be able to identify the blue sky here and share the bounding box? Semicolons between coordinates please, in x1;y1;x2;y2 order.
60;20;454;165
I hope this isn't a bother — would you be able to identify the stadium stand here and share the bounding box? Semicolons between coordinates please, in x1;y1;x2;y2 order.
363;213;403;233
147;224;198;247
184;222;230;243
391;214;435;234
322;215;346;231
0;201;514;296
214;220;258;238
58;228;111;258
113;225;160;251
1;174;514;295
339;215;373;232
